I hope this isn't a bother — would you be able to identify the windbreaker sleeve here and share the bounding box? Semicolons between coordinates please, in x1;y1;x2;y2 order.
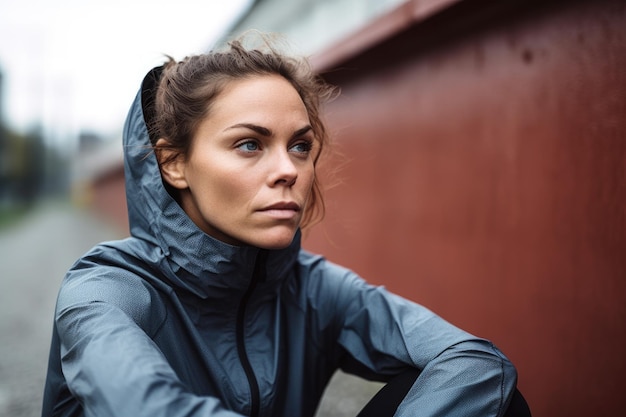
308;256;518;417
53;267;245;417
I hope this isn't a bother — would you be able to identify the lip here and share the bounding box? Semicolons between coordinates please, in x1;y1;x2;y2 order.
257;201;301;220
260;201;301;211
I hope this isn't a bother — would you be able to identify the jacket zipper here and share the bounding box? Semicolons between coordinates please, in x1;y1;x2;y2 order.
236;250;266;417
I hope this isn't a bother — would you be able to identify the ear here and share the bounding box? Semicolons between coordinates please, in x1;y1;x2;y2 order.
155;138;189;190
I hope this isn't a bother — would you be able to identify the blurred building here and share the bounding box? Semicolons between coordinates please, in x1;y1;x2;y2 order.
71;132;127;231
86;0;626;416
216;0;406;55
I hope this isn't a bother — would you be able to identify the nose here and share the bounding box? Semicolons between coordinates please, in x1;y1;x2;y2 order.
268;149;298;187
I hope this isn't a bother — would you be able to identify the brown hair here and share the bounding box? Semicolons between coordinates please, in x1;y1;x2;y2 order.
152;34;335;229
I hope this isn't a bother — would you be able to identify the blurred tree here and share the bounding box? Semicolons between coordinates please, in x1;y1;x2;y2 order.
0;124;69;209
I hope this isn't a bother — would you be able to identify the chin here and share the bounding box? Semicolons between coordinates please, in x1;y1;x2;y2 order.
251;229;297;250
257;238;295;250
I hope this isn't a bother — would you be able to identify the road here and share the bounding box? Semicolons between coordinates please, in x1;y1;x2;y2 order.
0;201;380;417
0;201;122;417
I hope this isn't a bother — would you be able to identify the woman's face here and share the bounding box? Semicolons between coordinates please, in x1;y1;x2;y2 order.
162;75;316;249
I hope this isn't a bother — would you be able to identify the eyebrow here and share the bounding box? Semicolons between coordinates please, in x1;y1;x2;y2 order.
226;123;313;139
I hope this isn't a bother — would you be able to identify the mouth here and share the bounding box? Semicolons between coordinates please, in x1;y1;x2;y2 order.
261;202;301;211
257;202;301;220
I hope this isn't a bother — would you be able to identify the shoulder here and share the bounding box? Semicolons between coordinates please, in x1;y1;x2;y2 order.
294;250;374;311
297;250;348;278
297;250;369;291
57;239;167;333
295;250;424;321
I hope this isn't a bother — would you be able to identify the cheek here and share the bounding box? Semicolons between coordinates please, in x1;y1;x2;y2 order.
205;171;256;208
300;164;316;196
218;178;256;206
187;158;254;207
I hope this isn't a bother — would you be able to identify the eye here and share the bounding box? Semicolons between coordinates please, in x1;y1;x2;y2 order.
236;140;261;152
289;140;313;155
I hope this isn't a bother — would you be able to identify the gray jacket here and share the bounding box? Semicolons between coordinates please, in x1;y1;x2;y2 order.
42;68;517;417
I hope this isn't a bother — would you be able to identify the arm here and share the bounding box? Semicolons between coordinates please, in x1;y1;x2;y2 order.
316;262;517;417
55;270;244;417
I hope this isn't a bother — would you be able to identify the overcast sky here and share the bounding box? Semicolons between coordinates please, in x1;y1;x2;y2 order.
0;0;250;145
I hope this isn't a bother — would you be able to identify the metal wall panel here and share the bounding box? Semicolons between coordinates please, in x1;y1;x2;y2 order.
304;0;626;415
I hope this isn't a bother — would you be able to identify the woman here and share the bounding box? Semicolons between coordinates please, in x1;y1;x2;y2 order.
42;36;520;417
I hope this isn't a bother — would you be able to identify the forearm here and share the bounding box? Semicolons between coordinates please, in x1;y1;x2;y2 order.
58;302;244;417
394;339;517;417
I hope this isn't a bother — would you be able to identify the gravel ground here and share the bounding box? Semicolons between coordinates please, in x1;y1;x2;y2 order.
0;201;381;417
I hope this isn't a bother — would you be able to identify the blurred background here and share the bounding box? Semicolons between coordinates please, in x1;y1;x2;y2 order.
0;0;624;416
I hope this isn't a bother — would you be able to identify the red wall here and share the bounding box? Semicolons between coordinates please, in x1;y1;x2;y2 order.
303;0;626;415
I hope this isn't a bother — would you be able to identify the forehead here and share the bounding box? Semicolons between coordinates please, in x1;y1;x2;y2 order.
213;75;307;116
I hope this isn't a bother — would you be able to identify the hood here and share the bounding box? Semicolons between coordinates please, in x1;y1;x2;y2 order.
121;66;301;296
